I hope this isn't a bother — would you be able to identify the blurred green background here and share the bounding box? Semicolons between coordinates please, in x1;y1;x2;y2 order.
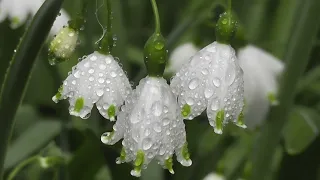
1;0;320;179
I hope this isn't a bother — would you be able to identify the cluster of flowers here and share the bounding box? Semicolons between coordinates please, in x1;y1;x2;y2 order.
0;0;283;177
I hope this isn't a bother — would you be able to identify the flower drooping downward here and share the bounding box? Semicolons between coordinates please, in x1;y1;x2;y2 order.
238;45;284;129
170;12;246;134
101;0;191;175
52;51;131;120
101;76;191;177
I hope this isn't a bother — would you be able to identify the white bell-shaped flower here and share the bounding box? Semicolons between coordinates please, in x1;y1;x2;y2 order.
238;45;284;129
0;0;69;34
52;51;132;120
170;41;245;134
165;42;199;74
101;76;192;177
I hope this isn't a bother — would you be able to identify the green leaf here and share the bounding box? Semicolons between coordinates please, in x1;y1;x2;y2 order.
4;120;62;170
67;130;105;180
0;0;64;177
283;107;320;155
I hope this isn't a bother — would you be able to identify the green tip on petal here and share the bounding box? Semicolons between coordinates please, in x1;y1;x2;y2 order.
11;16;20;26
236;110;247;128
181;104;191;118
215;110;225;134
215;12;238;44
52;86;63;103
116;146;126;164
107;105;116;121
182;143;191;160
267;92;279;106
131;150;144;177
120;147;126;161
74;97;84;113
165;157;174;174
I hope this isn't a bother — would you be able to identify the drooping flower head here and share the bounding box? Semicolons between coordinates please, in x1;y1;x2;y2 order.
0;0;69;33
238;45;284;129
101;0;191;176
170;12;246;134
52;3;131;120
101;76;191;177
52;51;131;120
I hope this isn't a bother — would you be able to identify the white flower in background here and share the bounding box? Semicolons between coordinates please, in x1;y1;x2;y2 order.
171;41;245;134
52;51;132;120
165;42;199;74
0;0;69;34
238;45;284;129
101;76;192;177
203;172;225;180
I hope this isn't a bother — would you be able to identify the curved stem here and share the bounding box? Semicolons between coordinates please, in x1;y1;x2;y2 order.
7;156;39;180
150;0;161;33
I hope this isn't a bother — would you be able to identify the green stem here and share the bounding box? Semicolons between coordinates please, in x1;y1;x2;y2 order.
7;156;39;180
0;0;63;179
228;0;231;14
150;0;161;33
98;0;113;55
250;1;320;179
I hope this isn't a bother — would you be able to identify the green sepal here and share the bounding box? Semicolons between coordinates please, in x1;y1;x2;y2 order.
215;12;238;44
144;33;168;77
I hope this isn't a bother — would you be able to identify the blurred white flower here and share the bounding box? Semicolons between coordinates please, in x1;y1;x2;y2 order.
101;76;191;177
165;42;199;74
238;45;284;129
171;41;245;134
0;0;69;34
203;172;225;180
52;51;131;120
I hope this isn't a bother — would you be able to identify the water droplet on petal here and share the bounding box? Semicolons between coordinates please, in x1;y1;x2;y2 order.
163;118;170;126
142;138;152;150
186;97;194;105
225;64;236;86
110;71;117;77
211;99;220;111
88;68;94;74
188;78;199;90
105;57;111;64
89;76;94;81
212;78;221;87
90;55;97;61
152;101;163;117
74;70;80;78
98;78;105;84
71;80;76;85
96;89;104;96
204;88;213;98
153;122;162;132
99;64;106;70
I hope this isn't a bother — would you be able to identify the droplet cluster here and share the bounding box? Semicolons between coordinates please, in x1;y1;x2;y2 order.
48;26;79;65
170;41;245;133
52;51;131;120
101;77;191;177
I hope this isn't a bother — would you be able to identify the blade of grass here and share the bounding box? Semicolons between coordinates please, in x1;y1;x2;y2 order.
250;1;320;179
0;0;64;178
